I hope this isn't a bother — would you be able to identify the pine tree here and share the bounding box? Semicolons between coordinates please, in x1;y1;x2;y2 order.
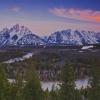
50;85;59;100
23;61;44;100
0;63;10;100
59;63;81;100
88;61;100;100
44;89;50;100
7;62;24;100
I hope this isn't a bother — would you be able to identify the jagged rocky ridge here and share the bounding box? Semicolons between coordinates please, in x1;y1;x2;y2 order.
0;24;45;46
47;30;100;45
0;24;100;46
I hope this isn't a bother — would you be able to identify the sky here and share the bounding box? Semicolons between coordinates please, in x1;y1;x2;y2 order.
0;0;100;36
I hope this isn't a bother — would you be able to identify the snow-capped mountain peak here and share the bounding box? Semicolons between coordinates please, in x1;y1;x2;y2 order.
9;24;32;38
47;29;99;45
0;25;45;46
0;25;100;47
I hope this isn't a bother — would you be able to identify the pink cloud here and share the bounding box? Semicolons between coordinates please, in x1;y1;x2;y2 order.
49;8;100;23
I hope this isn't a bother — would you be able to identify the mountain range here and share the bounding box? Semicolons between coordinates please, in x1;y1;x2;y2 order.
0;24;100;47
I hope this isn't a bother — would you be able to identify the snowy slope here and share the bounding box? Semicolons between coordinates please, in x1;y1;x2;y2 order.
17;34;45;46
0;25;100;46
0;24;45;46
0;28;10;46
47;30;99;45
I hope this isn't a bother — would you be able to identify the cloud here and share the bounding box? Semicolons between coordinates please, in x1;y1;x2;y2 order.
11;7;21;12
49;8;100;23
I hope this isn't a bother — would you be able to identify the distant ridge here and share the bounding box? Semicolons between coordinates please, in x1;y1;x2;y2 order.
0;24;100;47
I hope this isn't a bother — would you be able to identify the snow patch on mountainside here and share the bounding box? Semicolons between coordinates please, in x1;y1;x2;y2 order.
81;45;93;50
